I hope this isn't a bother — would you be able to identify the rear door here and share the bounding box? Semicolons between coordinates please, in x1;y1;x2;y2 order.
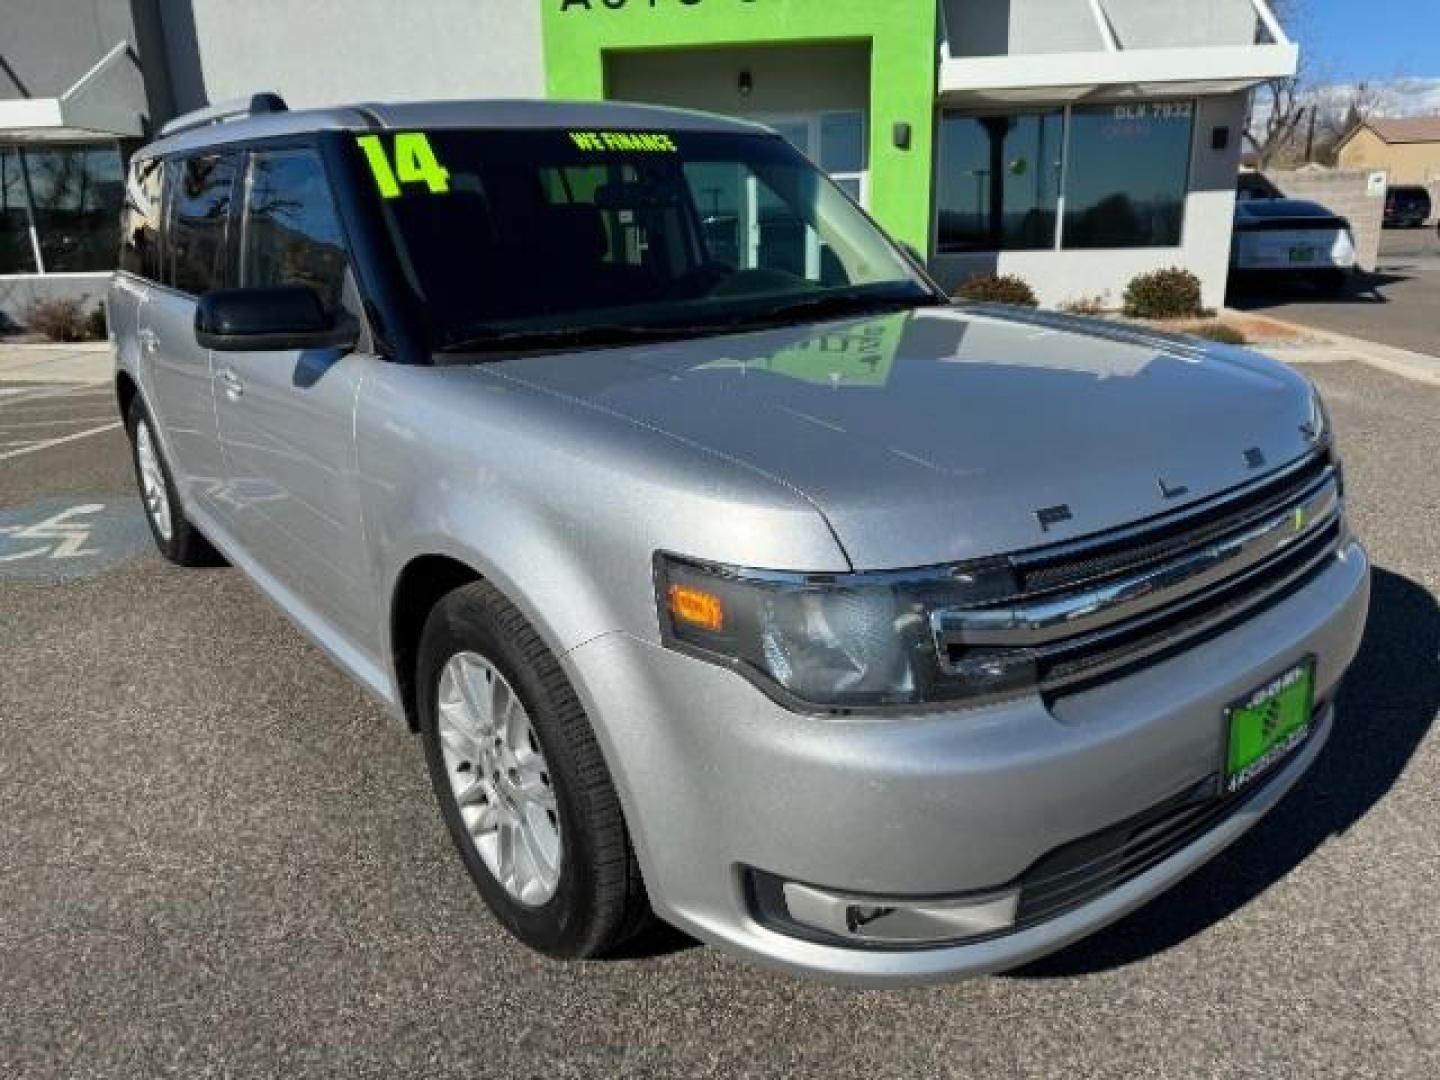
139;152;239;518
214;145;378;653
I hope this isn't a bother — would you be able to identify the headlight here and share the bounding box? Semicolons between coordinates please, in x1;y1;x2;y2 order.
656;554;1024;710
1305;384;1330;447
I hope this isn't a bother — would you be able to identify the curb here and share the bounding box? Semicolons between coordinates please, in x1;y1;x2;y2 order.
1223;309;1440;388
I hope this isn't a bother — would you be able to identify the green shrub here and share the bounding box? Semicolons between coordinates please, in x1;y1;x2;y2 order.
1186;321;1247;345
953;273;1039;308
21;295;105;342
1121;267;1204;320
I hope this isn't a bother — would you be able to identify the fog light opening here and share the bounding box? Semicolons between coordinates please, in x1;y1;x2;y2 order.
780;880;1019;946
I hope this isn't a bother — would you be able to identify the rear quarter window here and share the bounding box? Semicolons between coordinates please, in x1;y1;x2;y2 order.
120;157;163;280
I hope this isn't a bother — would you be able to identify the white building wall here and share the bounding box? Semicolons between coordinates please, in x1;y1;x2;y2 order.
931;93;1248;311
156;0;544;113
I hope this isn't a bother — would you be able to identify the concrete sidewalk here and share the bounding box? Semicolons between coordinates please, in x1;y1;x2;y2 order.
1228;312;1440;388
0;342;114;385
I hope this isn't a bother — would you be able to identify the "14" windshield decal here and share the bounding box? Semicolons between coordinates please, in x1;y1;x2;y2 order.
356;133;451;198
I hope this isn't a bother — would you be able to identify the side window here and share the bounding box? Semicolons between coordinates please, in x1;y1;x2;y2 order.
240;149;348;309
166;153;239;294
119;157;163;279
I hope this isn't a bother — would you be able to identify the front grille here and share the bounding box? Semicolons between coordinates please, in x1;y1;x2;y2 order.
1015;451;1332;595
1014;711;1321;929
932;450;1343;695
1036;518;1339;692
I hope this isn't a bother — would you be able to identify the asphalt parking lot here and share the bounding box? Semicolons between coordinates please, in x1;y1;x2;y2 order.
1;359;1437;1078
1231;227;1440;357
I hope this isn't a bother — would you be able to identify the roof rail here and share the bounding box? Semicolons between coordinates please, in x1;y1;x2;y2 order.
158;92;288;139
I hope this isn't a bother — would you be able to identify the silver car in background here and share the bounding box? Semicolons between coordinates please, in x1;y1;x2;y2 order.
111;95;1369;985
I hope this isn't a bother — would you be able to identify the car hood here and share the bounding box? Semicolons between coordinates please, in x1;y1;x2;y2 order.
475;304;1322;569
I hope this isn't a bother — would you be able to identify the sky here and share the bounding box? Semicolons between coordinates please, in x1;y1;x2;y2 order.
1302;0;1440;83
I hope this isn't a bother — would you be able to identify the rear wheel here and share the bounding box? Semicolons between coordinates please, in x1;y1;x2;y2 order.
417;580;650;958
126;398;223;567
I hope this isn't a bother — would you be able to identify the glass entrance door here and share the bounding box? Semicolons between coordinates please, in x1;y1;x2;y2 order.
759;111;869;207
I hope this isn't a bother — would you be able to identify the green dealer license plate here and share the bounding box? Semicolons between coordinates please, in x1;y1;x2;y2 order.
1223;658;1315;795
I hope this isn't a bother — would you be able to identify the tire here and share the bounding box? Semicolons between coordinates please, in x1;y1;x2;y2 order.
417;580;650;959
126;397;224;567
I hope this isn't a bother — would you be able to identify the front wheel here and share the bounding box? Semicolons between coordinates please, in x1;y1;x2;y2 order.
417;580;650;958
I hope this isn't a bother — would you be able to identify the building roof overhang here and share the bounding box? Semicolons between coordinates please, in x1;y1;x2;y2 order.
0;42;144;142
938;41;1299;107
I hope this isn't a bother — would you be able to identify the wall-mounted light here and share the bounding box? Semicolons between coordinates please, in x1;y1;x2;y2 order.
738;70;753;97
1212;126;1230;151
893;121;912;150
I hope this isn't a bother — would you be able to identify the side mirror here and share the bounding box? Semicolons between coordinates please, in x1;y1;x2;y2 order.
195;286;357;352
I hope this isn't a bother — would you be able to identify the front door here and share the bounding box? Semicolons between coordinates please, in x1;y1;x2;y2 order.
213;146;378;654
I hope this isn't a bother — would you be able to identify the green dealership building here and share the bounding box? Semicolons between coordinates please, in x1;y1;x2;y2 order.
2;0;1297;322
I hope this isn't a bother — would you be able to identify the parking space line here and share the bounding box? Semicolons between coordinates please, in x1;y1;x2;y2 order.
0;422;123;462
0;416;118;429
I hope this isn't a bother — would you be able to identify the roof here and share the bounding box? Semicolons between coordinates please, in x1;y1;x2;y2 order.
138;98;766;160
1350;117;1440;146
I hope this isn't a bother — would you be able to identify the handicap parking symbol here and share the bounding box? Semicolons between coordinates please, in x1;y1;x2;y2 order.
0;498;152;580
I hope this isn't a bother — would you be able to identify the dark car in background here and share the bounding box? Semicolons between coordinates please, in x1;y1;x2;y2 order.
1383;185;1432;229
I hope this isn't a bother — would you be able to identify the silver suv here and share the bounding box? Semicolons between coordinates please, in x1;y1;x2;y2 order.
111;95;1370;985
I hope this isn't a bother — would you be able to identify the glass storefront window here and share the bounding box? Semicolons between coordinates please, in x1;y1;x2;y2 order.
23;145;125;272
1;146;39;274
936;111;1063;253
0;142;125;274
1062;102;1193;249
935;102;1195;253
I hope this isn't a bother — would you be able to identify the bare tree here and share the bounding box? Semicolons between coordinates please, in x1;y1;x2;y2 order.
1243;0;1318;168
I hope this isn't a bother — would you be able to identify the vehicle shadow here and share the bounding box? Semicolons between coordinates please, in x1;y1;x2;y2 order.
1228;269;1409;308
1011;565;1437;979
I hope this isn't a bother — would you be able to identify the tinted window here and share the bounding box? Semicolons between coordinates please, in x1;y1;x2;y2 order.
120;157;163;279
241;149;348;309
936;111;1062;253
1237;199;1331;219
0;146;35;273
166;154;239;293
359;129;927;348
1062;103;1193;249
21;145;125;272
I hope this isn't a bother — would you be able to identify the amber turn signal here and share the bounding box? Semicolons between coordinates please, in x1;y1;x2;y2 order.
668;582;724;632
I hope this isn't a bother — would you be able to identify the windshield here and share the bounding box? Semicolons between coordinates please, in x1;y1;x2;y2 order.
347;127;938;352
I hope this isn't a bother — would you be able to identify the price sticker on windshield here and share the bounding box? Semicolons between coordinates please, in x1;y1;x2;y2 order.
356;132;451;198
568;130;678;153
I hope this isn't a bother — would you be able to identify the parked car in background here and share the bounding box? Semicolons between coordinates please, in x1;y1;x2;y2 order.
1383;185;1432;228
1230;198;1356;294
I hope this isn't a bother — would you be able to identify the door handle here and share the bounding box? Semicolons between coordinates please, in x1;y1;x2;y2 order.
219;367;244;399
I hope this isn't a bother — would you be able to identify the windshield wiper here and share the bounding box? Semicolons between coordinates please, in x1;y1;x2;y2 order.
725;289;938;330
437;321;715;355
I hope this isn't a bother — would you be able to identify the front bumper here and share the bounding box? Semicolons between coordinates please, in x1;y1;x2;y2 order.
564;541;1370;985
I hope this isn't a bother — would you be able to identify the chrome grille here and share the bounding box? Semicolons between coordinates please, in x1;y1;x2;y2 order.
931;451;1343;694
